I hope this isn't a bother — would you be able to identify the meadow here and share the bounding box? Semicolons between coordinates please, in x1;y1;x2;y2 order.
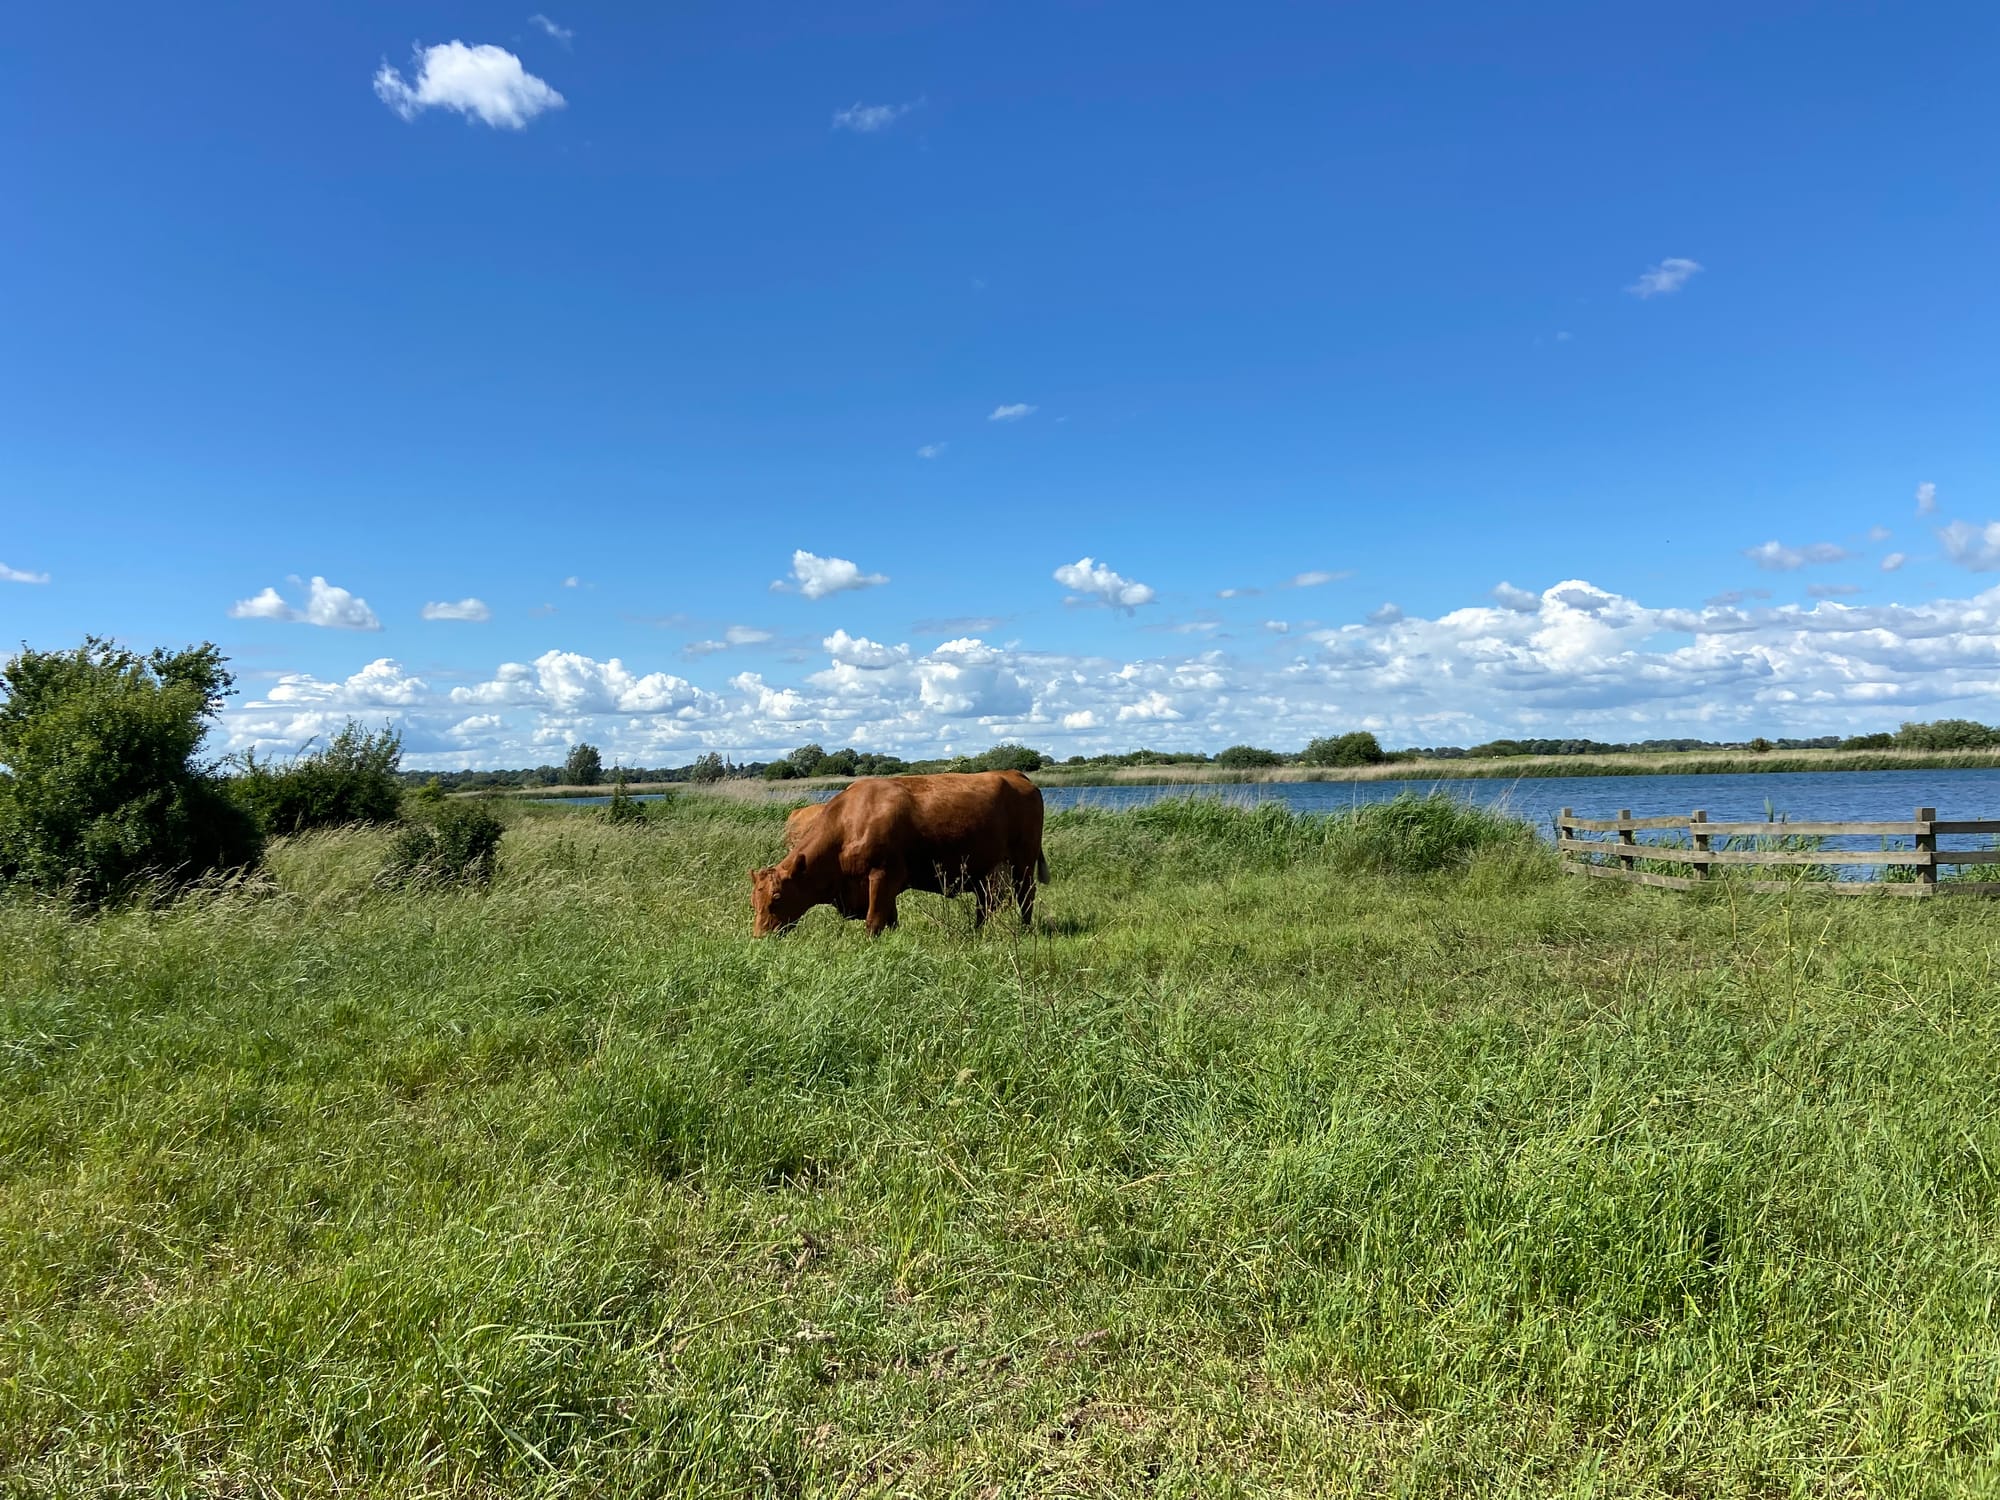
3;795;1998;1497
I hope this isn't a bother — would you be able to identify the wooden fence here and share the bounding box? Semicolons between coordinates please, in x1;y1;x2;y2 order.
1556;807;2000;897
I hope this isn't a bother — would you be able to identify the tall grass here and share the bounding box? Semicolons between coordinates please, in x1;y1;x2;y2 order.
3;797;1998;1494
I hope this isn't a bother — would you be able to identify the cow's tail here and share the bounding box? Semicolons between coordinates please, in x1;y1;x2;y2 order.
1035;851;1052;884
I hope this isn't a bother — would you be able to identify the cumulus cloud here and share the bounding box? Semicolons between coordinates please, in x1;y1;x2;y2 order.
1916;482;1938;517
1744;540;1851;572
450;650;707;715
1628;257;1703;298
374;41;565;128
529;13;572;43
1263;620;1291;634
1;561;50;584
824;630;910;669
422;597;491;622
1940;521;2000;572
1054;557;1157;612
1882;553;1908;573
1491;582;1540;612
266;658;429;707
833;100;915;133
773;550;889;600
916;443;946;459
1367;603;1405;625
230;577;382;631
989;403;1037;422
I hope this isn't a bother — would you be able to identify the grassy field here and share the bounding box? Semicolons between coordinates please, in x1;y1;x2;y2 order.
4;795;2000;1496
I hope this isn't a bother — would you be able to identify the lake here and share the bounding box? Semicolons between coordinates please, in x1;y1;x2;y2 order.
556;767;2000;854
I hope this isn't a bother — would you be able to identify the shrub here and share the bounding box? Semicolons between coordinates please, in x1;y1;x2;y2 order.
564;743;604;786
965;744;1044;773
600;769;647;826
0;637;262;902
232;721;403;836
1840;732;1897;751
1894;718;2000;751
379;802;503;890
1299;731;1387;767
1214;745;1283;769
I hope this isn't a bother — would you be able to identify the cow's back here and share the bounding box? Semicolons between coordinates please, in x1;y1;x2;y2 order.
811;772;1039;876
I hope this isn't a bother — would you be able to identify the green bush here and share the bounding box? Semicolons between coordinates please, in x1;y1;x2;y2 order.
1299;731;1387;767
1894;718;2000;751
1214;745;1283;769
1840;732;1897;751
0;637;262;903
232;721;403;836
379;803;503;890
964;744;1044;773
600;770;647;826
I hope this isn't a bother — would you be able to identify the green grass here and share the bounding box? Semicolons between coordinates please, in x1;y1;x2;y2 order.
4;796;2000;1496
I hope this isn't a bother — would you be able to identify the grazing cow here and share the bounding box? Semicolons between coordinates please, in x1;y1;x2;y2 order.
783;803;822;849
751;771;1048;936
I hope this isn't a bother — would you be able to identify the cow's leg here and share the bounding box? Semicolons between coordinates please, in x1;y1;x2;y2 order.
865;867;901;936
1013;863;1037;929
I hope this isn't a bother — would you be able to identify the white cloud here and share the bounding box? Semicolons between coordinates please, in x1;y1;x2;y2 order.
1367;603;1405;625
989;403;1037;422
1054;557;1157;612
1882;553;1908;572
529;13;573;43
374;42;564;129
1867;525;1893;543
1287;570;1343;588
265;658;429;707
824;630;910;669
1263;620;1291;634
422;597;491;622
1744;540;1851;572
684;625;773;658
562;576;582;588
916;443;947;459
1491;582;1540;612
230;577;382;631
1916;482;1938;517
1627;257;1703;298
833;100;914;133
1217;587;1257;600
1940;521;2000;572
773;550;890;600
0;561;49;584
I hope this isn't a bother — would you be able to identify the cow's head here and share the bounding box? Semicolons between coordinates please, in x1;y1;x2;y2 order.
750;855;811;936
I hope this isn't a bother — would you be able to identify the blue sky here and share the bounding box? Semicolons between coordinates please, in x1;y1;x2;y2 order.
5;1;1997;765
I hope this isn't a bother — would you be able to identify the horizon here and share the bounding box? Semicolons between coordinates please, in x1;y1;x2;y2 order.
7;3;1997;770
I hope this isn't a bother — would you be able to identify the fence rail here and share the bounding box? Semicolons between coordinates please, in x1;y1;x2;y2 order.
1556;806;2000;897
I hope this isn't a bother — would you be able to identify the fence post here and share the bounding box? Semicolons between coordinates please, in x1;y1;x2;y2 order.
1619;809;1636;876
1916;806;1937;893
1691;810;1708;881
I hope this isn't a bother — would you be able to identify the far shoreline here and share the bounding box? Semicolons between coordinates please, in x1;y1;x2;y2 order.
488;746;2000;801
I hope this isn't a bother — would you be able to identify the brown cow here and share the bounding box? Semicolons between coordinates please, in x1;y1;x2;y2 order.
783;803;822;849
751;771;1048;936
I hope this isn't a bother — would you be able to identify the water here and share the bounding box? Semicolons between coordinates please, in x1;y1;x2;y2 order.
553;768;2000;854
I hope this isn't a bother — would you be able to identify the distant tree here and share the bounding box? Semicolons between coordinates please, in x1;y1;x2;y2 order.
1214;745;1282;769
1840;732;1897;751
786;743;828;778
1895;719;2000;751
563;742;603;786
1748;736;1773;754
966;744;1044;773
1299;731;1387;767
688;752;726;784
761;759;799;781
819;748;860;777
0;637;262;902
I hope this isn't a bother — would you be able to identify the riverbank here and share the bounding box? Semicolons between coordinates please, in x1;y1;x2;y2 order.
1031;746;2000;786
5;797;1995;1492
486;747;2000;803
